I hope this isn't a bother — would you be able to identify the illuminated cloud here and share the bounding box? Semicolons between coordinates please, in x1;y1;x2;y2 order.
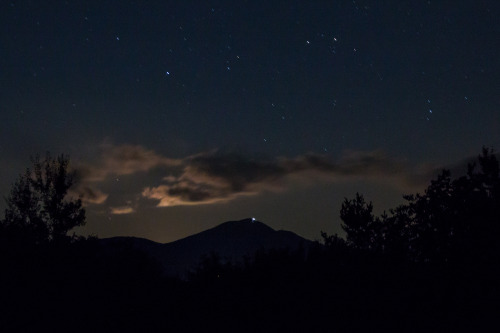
73;144;433;208
72;144;184;206
142;150;427;207
142;185;236;207
110;206;135;215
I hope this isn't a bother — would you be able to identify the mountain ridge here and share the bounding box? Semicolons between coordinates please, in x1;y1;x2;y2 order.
100;218;313;279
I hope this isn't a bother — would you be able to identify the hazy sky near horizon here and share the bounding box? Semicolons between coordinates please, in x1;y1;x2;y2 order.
1;1;499;242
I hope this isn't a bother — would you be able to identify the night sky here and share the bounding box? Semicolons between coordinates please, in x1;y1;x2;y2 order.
1;0;499;243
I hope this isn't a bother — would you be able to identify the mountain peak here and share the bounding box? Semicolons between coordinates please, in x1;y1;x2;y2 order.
101;218;312;279
220;217;262;225
213;217;274;233
240;217;258;223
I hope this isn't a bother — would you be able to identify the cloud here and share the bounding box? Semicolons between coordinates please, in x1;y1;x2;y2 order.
72;144;183;205
78;143;182;182
73;186;109;205
142;150;426;207
69;143;492;214
109;206;135;215
142;152;294;207
142;185;230;207
71;143;434;209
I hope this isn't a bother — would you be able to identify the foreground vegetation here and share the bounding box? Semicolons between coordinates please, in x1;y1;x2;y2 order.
1;149;499;332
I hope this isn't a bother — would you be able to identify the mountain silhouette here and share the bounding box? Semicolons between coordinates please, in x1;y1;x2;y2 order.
100;218;312;279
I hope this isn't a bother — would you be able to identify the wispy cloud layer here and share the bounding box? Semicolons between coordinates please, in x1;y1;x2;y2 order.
77;144;182;182
74;144;433;210
141;150;426;207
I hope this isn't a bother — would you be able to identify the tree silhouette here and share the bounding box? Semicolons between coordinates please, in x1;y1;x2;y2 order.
1;153;85;245
340;192;381;251
338;147;500;264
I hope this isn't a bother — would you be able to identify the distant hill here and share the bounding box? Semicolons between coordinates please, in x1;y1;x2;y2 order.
100;218;313;279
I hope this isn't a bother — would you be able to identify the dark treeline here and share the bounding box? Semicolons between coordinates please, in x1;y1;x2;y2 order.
1;149;499;332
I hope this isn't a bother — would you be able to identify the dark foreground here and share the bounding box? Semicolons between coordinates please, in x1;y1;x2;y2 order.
1;237;498;333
